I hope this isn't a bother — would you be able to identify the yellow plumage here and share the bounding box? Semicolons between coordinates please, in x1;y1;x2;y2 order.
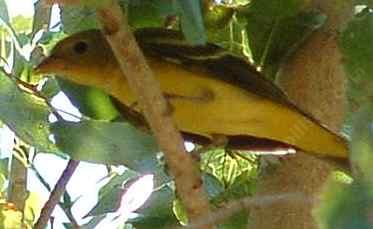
35;29;348;159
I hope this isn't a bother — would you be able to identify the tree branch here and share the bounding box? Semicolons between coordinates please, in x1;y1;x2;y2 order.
34;159;79;229
30;163;80;228
183;192;314;229
95;1;212;227
42;0;213;226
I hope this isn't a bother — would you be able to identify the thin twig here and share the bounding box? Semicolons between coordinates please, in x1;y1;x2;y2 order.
34;159;80;229
30;164;80;228
182;192;314;229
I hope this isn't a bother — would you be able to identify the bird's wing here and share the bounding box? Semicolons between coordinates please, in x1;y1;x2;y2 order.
134;28;321;124
135;29;289;105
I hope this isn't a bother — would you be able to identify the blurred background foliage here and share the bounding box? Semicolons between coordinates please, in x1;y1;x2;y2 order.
0;0;372;228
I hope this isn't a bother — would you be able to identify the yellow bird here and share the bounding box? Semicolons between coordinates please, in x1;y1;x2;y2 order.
35;28;348;159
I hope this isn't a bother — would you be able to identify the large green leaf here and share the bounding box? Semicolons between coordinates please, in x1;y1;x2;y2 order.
316;181;373;229
0;71;58;153
240;0;326;78
50;119;159;170
339;9;373;110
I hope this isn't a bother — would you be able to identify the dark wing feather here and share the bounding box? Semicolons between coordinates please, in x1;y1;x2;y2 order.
134;28;325;126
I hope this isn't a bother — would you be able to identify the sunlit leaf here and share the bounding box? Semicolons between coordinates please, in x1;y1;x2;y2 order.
0;204;24;229
201;150;256;187
11;15;32;34
173;198;187;225
204;5;234;30
0;158;8;178
24;192;42;226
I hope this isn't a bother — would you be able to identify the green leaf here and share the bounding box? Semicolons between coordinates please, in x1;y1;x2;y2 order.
201;150;257;187
204;5;234;30
0;71;58;153
202;172;224;199
207;13;251;58
50;119;159;170
218;210;249;229
86;170;138;216
174;0;207;45
57;79;119;121
79;215;106;229
40;78;60;100
223;170;257;200
316;181;373;229
129;185;178;228
173;198;188;225
339;10;373;110
60;5;98;34
11;41;28;77
349;104;373;182
0;0;9;23
0;158;8;193
38;31;67;52
10;15;32;34
240;0;325;78
126;0;177;29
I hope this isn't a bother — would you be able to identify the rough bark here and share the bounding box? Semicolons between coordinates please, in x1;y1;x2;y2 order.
250;1;353;228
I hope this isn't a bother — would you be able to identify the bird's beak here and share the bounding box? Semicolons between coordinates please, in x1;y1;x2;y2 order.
33;55;61;75
33;57;51;75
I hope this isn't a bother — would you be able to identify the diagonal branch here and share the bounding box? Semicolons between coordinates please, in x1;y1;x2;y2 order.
95;1;212;227
34;159;79;229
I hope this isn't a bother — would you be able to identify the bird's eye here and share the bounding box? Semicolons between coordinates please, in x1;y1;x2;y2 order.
73;41;88;54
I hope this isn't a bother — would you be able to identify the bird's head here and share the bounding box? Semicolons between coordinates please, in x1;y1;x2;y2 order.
35;30;117;89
